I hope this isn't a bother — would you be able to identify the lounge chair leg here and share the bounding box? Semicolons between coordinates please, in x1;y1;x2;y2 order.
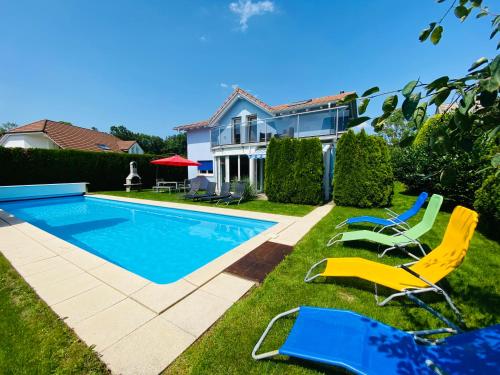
416;241;427;257
252;307;300;360
406;293;462;332
326;233;342;247
438;289;463;322
378;246;396;258
304;259;327;282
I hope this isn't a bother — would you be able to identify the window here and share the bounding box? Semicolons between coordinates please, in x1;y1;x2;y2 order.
198;160;213;175
97;143;111;151
246;114;257;143
232;117;241;144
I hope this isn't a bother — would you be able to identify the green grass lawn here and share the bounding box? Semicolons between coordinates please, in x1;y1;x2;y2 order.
164;185;500;374
94;190;315;217
0;254;108;374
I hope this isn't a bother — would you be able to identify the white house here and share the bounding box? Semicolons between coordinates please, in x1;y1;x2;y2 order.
174;88;358;198
0;119;144;154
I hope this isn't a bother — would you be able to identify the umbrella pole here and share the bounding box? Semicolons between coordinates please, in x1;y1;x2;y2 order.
155;165;158;183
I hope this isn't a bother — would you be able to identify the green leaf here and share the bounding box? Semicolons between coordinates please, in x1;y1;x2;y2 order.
454;5;470;21
419;22;436;42
468;57;488;71
339;92;358;104
347;116;370;128
402;80;418;98
429;87;451;107
361;86;379;97
476;7;489;18
358;98;369;115
412;102;428;128
459;91;475;114
471;0;482;7
426;76;449;93
491;25;499;39
430;25;443;45
490;55;500;86
479;77;500;92
492;153;500;168
402;92;421;120
479;89;498;107
382;95;398;113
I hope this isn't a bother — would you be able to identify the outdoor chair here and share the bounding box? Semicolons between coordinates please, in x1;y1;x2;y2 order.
252;306;500;374
199;182;231;202
327;194;443;259
216;182;246;205
306;206;478;323
192;182;216;201
335;192;429;232
182;181;201;199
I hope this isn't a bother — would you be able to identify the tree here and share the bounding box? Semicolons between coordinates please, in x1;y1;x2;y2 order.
341;0;500;180
109;125;187;155
378;109;418;146
0;122;17;135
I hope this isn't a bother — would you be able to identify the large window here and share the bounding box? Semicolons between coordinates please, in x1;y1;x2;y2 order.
246;114;257;143
197;160;213;175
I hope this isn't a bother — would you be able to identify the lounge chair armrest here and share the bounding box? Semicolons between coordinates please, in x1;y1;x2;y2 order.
409;327;456;338
252;307;300;360
384;208;399;217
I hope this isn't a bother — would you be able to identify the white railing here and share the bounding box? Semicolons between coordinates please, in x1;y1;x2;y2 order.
210;106;351;147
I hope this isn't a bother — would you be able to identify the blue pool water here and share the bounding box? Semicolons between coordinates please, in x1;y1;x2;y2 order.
0;196;275;283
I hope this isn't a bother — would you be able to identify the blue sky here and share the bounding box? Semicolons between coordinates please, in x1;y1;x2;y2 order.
0;0;497;136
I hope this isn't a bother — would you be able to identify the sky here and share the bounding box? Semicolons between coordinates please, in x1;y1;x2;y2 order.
0;0;497;137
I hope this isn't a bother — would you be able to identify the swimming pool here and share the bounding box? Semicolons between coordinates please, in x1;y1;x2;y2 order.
0;196;275;283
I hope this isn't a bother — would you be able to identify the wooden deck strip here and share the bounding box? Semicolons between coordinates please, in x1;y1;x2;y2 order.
225;241;293;283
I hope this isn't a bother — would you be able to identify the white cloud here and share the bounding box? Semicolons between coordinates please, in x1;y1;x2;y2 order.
199;35;208;42
229;0;274;31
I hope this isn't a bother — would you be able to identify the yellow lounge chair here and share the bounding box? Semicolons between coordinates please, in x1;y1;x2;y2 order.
305;206;478;322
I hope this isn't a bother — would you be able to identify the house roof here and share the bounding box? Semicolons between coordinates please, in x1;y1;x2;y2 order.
6;120;138;153
173;120;209;131
174;88;354;131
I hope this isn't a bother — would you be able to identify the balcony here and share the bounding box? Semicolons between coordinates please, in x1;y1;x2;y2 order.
210;106;352;148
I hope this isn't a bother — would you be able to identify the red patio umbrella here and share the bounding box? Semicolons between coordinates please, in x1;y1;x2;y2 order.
150;155;200;182
150;155;200;167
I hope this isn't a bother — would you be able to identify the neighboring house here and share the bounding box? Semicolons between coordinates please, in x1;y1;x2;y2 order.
174;88;357;198
0;119;144;154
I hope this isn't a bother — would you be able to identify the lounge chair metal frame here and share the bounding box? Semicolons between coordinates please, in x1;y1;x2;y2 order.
216;182;245;206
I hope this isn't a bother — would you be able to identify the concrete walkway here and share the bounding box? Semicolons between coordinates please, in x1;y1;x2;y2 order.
0;197;333;374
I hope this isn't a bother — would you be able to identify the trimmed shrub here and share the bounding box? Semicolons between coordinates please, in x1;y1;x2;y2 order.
265;137;323;205
334;130;394;207
413;113;452;148
474;173;500;226
0;147;187;191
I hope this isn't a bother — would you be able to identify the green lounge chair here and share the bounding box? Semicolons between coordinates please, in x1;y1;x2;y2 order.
327;194;443;259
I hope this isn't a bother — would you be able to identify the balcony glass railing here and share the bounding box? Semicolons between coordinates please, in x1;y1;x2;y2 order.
211;106;352;147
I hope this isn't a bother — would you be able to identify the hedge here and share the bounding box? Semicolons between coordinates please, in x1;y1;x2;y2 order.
0;147;187;191
265;137;323;205
334;130;394;207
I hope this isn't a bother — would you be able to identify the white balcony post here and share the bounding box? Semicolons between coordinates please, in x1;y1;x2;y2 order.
225;155;230;183
237;155;241;181
249;157;256;188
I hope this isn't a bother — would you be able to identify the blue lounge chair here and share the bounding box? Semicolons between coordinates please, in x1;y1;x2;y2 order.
336;192;429;232
253;306;500;374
